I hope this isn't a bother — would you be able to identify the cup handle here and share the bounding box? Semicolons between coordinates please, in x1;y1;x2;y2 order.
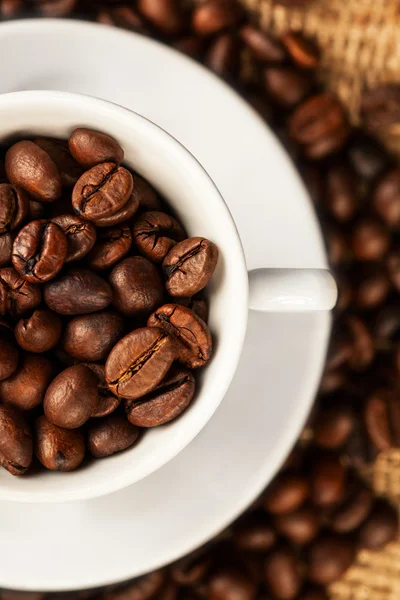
248;268;337;312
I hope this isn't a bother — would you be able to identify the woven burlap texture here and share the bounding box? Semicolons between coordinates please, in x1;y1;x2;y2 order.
238;1;400;598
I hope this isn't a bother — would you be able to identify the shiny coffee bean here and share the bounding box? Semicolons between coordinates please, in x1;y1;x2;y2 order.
361;84;400;133
263;67;311;109
0;184;28;234
0;336;18;381
308;534;356;585
5;140;62;202
85;363;121;418
330;481;374;533
273;504;319;545
94;193;139;227
364;389;400;451
51;214;96;263
109;256;163;317
351;217;390;261
105;327;176;400
310;453;346;507
0;231;15;267
133;211;186;263
34;137;83;186
86;225;132;270
63;310;125;362
0;267;41;316
163;237;218;297
12;220;67;283
192;0;242;36
44;364;99;429
326;164;359;222
148;304;212;369
353;266;390;310
134;174;162;212
373;169;400;228
206;33;241;78
126;367;195;427
240;25;285;62
0;405;32;476
69;128;124;169
313;405;355;449
264;547;302;600
282;31;319;69
0;353;53;410
358;500;398;550
207;569;256;600
138;0;186;34
264;472;308;515
15;309;62;353
233;512;277;552
88;414;140;458
72;162;133;222
44;268;113;315
34;416;85;472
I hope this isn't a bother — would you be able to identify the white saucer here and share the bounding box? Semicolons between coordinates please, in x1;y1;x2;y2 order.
0;20;330;592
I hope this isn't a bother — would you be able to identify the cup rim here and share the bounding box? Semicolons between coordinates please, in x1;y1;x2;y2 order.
0;90;249;503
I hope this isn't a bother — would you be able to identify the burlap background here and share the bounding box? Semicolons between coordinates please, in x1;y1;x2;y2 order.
238;1;400;598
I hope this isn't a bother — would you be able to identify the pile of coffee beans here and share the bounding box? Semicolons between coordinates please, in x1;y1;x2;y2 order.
0;127;218;475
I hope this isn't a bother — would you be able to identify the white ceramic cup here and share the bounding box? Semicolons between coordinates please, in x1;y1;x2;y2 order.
0;91;336;503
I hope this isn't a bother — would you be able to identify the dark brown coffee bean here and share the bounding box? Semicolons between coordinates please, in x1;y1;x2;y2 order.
353;266;390;310
330;482;374;533
109;256;163;318
0;353;53;410
361;84;400;133
240;25;285;62
264;472;308;515
34;416;85;472
133;211;186;264
351;217;390;261
0;232;15;267
206;33;241;78
51;214;97;263
85;363;121;418
364;389;400;451
387;250;400;292
97;5;146;31
35;0;77;17
347;131;391;182
0;405;32;476
0;184;28;234
44;268;112;315
358;500;398;550
44;364;99;429
5;140;62;202
163;237;218;297
313;405;355;449
0;0;23;17
264;547;302;600
308;534;356;585
372;169;400;228
0;267;41;316
345;315;374;370
28;199;46;220
15;309;62;353
69;128;124;170
344;420;378;469
138;0;185;34
12;220;67;283
63;310;125;362
105;327;176;400
173;35;205;59
310;453;346;507
326;227;351;266
233;512;277;552
192;0;242;36
0;336;18;381
375;304;400;341
282;31;319;69
72;162;133;222
86;225;132;270
326;164;360;222
174;294;209;323
94;193;139;228
171;548;211;586
126;367;195;427
207;569;257;600
298;587;328;600
88;414;140;458
148;304;212;369
134;175;162;212
273;504;319;545
34;138;83;186
263;67;311;109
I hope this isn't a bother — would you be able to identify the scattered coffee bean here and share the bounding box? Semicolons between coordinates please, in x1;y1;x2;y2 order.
273;504;320;545
97;5;145;32
240;25;285;62
330;480;374;533
263;67;311;109
263;472;308;515
358;500;398;550
351;217;390;261
88;414;140;458
34;137;83;186
69;128;124;169
0;183;28;234
310;453;346;507
282;31;319;69
361;84;400;133
264;546;303;600
353;266;390;310
138;0;185;35
163;237;218;297
86;225;132;270
44;268;113;315
34;416;85;472
308;534;356;585
372;169;400;228
192;0;242;36
171;548;212;586
233;512;277;552
313;405;355;449
63;310;125;362
364;389;400;451
35;0;77;17
206;33;241;78
0;404;32;476
51;214;97;263
325;164;359;222
207;569;256;600
15;309;62;353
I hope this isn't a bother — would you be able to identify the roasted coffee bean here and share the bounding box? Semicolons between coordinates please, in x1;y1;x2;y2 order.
15;309;62;353
310;453;346;507
358;500;398;550
12;220;67;283
0;0;23;17
86;225;132;270
173;35;205;59
51;214;97;263
126;367;195;427
207;569;257;600
372;169;400;228
326;227;351;266
94;193;139;227
263;67;311;109
134;174;162;212
138;0;185;34
0;184;28;234
85;363;121;418
206;33;241;78
263;472;308;515
282;31;319;69
163;237;218;297
240;25;285;62
105;327;176;400
44;364;99;429
171;548;212;585
345;315;374;371
88;414;140;458
192;0;242;36
174;295;209;323
44;268;112;315
273;504;319;545
233;512;277;552
0;267;41;316
264;547;302;600
364;389;400;451
63;310;124;362
0;405;32;476
148;304;212;369
5;140;62;202
344;420;378;469
34;416;85;472
0;336;18;381
34;138;83;186
361;84;400;133
97;5;146;31
308;534;356;585
330;481;374;533
69;129;124;169
72;162;133;222
133;211;186;264
351;217;390;261
375;304;400;341
313;405;355;449
347;131;391;182
28;199;46;220
326;164;359;222
353;266;390;310
34;0;77;17
0;353;53;410
387;250;400;292
109;256;163;318
0;232;15;267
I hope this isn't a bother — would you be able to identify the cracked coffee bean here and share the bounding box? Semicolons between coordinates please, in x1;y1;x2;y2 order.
86;225;132;271
0;266;41;316
133;211;186;264
163;237;218;297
